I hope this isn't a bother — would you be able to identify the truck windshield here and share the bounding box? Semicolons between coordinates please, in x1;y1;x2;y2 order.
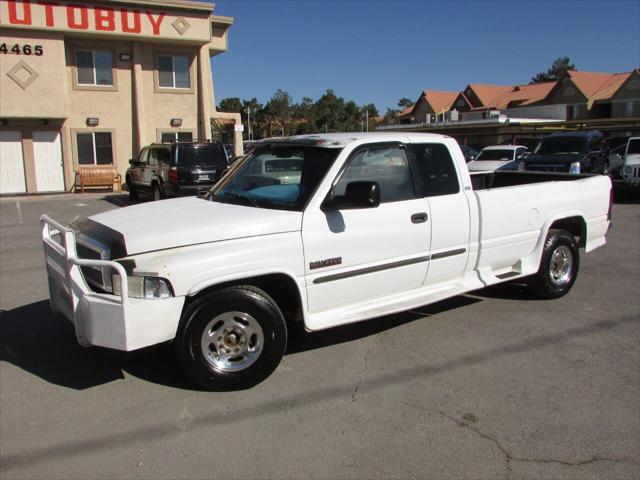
627;139;640;155
476;150;514;161
177;144;228;167
210;146;340;211
536;137;586;155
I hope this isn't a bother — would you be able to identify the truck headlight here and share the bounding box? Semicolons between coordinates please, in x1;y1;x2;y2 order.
569;162;581;174
112;275;173;299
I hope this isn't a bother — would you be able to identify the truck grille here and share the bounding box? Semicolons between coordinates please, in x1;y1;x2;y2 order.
626;166;640;180
76;233;112;292
527;164;569;173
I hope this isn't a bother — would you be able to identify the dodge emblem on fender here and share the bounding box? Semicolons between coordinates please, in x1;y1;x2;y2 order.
310;257;342;270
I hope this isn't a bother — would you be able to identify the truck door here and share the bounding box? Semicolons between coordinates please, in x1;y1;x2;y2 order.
132;147;149;186
302;143;431;313
407;143;471;285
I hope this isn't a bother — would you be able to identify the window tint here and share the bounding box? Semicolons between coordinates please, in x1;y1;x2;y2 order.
76;51;94;84
94;51;113;85
95;133;113;165
77;133;95;165
137;148;149;163
409;143;460;197
161;132;193;143
158;55;190;88
334;145;415;203
158;56;174;87
76;132;113;165
148;149;159;166
76;50;112;86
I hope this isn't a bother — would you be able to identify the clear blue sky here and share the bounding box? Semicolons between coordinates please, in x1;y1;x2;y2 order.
207;0;640;112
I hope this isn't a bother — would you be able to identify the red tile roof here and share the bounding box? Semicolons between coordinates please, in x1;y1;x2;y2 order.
565;70;615;99
493;82;556;108
396;105;415;118
467;84;514;106
422;90;459;113
589;72;632;102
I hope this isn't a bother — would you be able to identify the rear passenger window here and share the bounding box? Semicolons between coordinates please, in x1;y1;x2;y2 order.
334;145;415;203
409;143;460;197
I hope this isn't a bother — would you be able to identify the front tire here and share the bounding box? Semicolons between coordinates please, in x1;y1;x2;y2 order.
527;229;580;299
152;183;162;201
174;286;287;390
127;177;138;201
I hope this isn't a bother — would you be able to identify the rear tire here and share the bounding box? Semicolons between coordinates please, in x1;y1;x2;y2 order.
527;229;579;299
174;285;287;390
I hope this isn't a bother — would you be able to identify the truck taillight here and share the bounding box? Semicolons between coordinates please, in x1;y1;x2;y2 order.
169;166;179;184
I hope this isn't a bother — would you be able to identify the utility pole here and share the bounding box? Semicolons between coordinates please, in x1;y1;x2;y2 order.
244;107;252;141
364;110;369;132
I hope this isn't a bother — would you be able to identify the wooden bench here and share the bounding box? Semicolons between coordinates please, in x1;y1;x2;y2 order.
76;167;122;193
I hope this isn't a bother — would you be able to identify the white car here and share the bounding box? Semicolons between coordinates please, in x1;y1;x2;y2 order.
41;133;612;390
622;137;640;185
607;144;627;179
466;145;528;172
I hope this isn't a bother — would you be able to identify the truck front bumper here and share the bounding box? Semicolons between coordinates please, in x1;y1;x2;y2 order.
41;215;185;351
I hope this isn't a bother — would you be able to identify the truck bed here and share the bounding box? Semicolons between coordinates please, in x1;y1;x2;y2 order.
470;170;594;191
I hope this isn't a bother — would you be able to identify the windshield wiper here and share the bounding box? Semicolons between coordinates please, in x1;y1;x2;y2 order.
219;191;261;208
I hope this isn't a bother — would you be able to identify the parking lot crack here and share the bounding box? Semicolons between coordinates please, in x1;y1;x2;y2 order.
350;340;373;404
401;401;639;477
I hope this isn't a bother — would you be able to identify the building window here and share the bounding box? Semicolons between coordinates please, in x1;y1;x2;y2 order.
157;55;190;89
626;101;634;117
76;50;113;86
161;131;193;143
76;132;113;165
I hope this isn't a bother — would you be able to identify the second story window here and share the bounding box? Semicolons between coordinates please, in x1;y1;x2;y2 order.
157;55;190;89
76;50;113;86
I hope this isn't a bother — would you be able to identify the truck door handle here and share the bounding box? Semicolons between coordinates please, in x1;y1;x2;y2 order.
411;213;428;223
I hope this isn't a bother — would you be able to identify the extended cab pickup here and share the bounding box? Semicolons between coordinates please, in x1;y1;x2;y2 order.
41;133;612;389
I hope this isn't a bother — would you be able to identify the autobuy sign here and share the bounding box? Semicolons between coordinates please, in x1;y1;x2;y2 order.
0;0;208;39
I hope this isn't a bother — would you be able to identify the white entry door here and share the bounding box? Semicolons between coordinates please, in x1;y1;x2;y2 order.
0;131;27;194
33;131;65;192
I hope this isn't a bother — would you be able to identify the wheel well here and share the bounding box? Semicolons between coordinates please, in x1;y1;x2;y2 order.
549;216;586;248
188;274;304;324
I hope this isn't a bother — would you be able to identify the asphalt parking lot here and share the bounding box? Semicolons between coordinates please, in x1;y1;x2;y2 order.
1;187;639;480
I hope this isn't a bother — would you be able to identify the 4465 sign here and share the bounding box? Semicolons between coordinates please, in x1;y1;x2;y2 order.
0;43;44;55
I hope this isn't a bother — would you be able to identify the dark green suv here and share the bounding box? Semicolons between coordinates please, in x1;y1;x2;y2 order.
126;140;229;201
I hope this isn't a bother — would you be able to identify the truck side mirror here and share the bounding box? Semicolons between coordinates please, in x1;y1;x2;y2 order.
322;181;381;210
129;159;137;165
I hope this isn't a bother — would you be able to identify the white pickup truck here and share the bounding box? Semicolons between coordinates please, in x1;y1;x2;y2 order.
42;133;612;389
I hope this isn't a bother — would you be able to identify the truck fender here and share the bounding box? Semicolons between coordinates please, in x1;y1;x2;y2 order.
520;211;586;275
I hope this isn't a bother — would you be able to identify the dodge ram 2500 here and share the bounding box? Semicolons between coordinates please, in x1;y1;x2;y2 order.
41;133;612;389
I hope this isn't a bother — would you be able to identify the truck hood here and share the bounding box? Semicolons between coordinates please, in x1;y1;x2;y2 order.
467;160;514;172
625;154;640;167
73;196;302;257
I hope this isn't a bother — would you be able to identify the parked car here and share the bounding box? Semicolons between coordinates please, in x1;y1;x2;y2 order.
126;140;229;201
521;131;608;174
42;133;612;389
467;145;528;172
458;144;478;162
607;144;627;179
500;137;541;153
622;137;640;186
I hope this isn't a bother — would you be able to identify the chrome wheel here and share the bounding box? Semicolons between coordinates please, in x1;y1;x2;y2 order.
549;245;573;286
200;311;264;372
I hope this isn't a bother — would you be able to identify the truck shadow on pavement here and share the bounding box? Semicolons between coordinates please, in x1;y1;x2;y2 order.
1;295;481;391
